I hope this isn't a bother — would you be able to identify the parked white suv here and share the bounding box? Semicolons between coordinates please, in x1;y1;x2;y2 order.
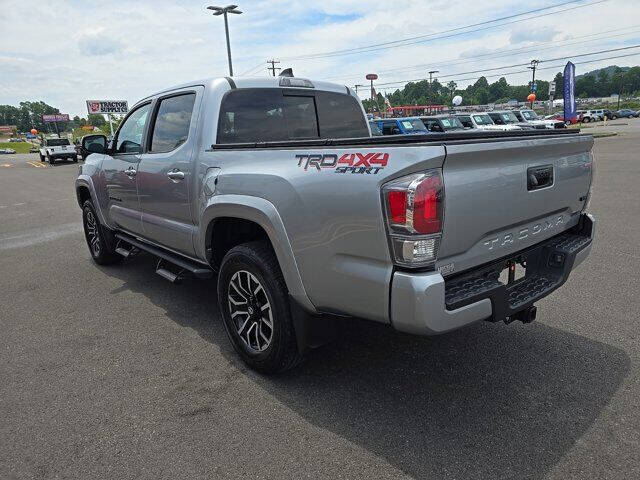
455;113;522;131
582;110;603;123
39;137;78;165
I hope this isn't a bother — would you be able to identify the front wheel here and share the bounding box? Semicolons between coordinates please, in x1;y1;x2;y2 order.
217;241;303;374
47;155;55;165
39;153;45;162
82;200;121;265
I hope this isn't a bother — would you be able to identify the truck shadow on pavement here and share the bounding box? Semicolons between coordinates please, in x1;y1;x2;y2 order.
104;253;630;480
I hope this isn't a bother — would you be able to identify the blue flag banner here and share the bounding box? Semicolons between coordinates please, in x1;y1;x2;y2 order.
563;61;576;122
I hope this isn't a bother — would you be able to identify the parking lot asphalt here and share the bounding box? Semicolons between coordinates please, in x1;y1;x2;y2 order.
1;126;639;479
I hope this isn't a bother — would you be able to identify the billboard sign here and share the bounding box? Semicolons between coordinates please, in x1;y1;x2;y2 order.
0;125;17;134
365;74;378;80
42;114;69;122
86;100;129;114
563;62;576;123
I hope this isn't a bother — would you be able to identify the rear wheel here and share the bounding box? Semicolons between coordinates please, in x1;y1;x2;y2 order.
217;241;303;374
82;200;121;265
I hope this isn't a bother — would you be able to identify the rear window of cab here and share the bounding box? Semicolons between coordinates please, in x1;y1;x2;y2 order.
217;88;368;143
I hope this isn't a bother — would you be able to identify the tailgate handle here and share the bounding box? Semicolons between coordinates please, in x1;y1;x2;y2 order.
527;165;554;191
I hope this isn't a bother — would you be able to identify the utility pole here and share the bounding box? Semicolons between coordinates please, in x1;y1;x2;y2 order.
528;59;539;108
428;70;439;105
354;84;364;94
207;5;243;76
267;59;281;77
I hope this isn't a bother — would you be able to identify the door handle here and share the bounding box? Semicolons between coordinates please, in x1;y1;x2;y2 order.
124;167;137;177
167;169;185;181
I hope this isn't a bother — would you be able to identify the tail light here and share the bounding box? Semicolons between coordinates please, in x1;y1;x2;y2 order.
382;169;444;267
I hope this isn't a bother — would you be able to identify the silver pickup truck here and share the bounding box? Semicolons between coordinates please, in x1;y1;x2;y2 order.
76;75;595;373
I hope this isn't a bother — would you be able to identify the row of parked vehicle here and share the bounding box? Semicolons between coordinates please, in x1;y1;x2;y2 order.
574;108;639;123
369;109;565;137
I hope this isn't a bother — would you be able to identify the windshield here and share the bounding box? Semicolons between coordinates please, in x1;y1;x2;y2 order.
521;110;539;120
47;139;70;146
400;119;427;131
501;112;520;124
369;121;382;136
472;114;494;125
440;117;464;130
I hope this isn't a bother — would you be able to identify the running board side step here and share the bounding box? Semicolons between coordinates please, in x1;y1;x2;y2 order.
114;232;214;280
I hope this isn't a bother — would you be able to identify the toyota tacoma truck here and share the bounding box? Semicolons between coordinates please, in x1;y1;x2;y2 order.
76;75;595;373
39;137;78;164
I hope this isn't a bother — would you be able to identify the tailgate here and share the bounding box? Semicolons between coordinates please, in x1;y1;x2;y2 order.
437;134;593;274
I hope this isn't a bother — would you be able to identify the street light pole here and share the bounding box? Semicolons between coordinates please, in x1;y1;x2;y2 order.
207;5;243;76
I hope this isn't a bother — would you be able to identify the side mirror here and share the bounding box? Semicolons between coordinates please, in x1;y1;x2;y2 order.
82;134;107;154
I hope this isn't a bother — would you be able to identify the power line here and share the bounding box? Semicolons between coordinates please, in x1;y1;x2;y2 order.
239;61;267;76
281;0;609;60
371;51;640;91
323;25;640;82
363;44;640;88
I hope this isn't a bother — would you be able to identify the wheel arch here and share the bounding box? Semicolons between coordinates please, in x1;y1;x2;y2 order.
75;176;108;226
199;195;316;313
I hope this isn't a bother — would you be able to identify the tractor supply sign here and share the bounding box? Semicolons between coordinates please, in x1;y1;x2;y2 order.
42;114;69;122
86;100;129;114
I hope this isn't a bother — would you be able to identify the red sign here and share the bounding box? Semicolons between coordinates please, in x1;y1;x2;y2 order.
365;73;378;80
42;114;69;122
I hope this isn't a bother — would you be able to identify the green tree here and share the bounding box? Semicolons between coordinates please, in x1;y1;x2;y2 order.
553;72;563;98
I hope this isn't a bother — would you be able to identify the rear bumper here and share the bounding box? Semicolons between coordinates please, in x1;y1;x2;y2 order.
390;213;594;335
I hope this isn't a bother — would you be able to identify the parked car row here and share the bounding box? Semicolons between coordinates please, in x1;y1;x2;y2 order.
576;108;639;122
370;108;568;137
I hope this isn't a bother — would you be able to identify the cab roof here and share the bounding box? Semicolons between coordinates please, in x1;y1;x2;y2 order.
141;76;351;102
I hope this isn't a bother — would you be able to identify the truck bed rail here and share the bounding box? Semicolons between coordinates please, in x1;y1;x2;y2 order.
208;128;582;150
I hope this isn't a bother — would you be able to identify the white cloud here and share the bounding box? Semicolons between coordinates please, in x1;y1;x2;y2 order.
510;25;559;44
0;0;638;115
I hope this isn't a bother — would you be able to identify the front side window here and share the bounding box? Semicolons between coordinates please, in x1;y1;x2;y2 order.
150;93;196;153
116;103;151;153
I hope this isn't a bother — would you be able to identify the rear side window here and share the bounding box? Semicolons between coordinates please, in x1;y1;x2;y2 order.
150;93;196;153
315;90;368;138
458;116;473;128
217;88;367;143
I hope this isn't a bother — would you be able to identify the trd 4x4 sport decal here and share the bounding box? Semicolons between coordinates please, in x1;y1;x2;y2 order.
296;153;389;174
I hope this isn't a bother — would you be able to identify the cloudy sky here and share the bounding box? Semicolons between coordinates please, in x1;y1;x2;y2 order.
1;0;639;116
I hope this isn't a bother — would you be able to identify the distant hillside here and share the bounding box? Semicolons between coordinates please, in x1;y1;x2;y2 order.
576;65;631;79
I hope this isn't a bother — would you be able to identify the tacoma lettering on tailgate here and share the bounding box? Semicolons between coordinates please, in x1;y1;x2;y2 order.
483;215;564;251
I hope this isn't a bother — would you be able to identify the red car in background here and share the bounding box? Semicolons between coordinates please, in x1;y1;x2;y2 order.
544;113;579;125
